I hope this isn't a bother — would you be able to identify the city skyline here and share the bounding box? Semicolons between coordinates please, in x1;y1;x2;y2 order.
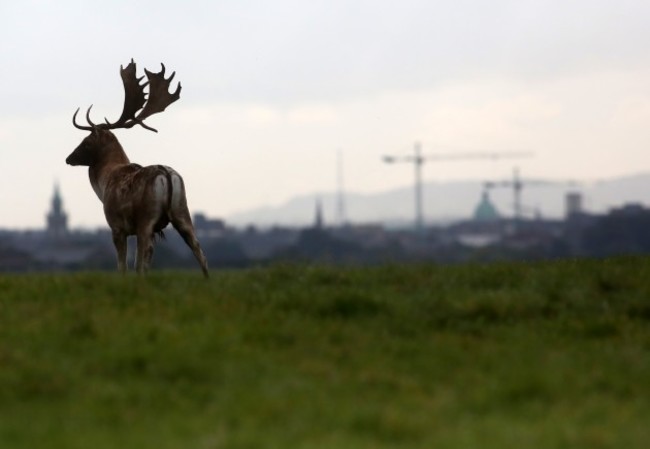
15;170;650;232
2;1;650;228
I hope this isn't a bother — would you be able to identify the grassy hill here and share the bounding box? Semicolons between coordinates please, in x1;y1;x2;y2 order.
1;259;649;448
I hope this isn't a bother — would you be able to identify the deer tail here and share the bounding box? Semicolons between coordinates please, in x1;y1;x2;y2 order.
151;165;176;241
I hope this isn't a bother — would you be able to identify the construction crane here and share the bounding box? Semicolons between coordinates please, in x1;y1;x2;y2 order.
382;142;533;234
484;167;579;223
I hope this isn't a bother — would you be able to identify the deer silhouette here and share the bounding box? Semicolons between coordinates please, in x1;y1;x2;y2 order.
66;60;209;277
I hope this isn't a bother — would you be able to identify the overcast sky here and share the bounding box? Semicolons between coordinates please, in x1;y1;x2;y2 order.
1;0;650;228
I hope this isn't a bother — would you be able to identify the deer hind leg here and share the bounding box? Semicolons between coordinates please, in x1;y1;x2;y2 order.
171;208;209;278
112;230;128;274
135;229;156;275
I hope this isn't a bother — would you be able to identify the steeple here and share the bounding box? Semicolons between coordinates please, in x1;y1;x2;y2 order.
47;182;68;238
314;198;324;230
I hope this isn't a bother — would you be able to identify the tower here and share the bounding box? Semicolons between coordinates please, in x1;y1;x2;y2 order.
565;191;583;218
314;198;324;230
47;183;68;238
336;149;347;226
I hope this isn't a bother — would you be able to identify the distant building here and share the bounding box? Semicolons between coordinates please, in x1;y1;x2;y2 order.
193;213;226;238
46;183;68;239
473;190;500;222
565;191;583;218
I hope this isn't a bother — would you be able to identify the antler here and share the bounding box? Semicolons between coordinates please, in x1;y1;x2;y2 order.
104;59;148;130
72;107;94;131
74;59;182;133
136;64;182;127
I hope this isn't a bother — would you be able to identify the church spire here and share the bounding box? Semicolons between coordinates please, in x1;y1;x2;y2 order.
47;182;68;238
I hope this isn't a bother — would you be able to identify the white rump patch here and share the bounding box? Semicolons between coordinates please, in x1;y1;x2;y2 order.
153;175;169;205
164;166;184;209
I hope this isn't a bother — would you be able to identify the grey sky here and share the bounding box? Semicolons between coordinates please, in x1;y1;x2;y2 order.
1;0;650;227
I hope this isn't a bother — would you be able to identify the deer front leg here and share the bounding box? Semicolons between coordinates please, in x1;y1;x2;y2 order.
111;230;128;274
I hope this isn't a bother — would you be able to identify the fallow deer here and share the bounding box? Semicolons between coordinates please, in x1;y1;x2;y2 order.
66;59;209;277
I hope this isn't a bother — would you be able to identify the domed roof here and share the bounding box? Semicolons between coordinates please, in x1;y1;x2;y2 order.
473;191;500;222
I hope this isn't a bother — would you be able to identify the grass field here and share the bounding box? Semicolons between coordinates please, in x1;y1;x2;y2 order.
1;258;649;448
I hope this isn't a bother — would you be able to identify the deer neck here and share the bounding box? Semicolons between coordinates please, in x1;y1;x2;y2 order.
88;141;131;202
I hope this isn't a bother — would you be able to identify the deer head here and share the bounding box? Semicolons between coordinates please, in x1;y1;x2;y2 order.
66;59;181;167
